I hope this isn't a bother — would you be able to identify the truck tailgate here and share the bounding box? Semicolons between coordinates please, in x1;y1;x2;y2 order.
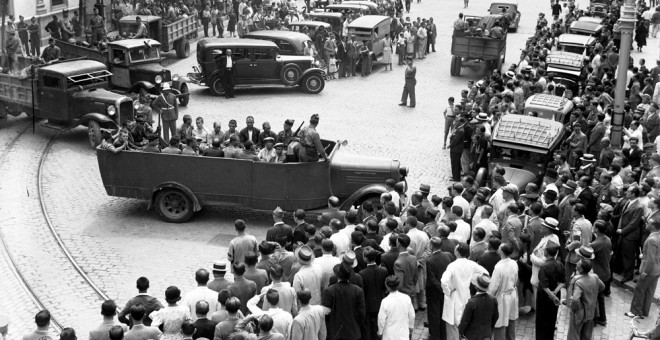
0;73;38;108
451;36;505;60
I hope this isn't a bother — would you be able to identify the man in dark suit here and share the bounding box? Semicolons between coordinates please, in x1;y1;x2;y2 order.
437;225;458;260
478;237;502;276
292;209;312;246
616;186;645;282
645;103;660;142
576;176;598;223
266;207;293;250
239;116;261;145
394;234;417;302
336;35;347;79
192;301;216;339
449;117;465;181
214;48;236;98
623;137;643;169
380;233;400;275
541;189;560;220
590;220;612;326
322;263;366;340
359;247;388;340
587;113;606;161
458;274;499;340
318;196;346;227
426;237;453;340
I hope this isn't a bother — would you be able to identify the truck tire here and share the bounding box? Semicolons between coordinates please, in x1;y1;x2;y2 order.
209;76;225;96
178;83;190;106
451;56;461;76
88;120;102;148
450;56;457;76
281;64;302;85
176;38;190;59
154;188;195;223
301;73;325;94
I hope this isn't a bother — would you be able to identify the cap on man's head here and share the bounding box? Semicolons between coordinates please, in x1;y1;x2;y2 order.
285;119;295;126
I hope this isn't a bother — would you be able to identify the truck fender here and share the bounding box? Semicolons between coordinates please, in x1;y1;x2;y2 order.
339;184;389;211
148;181;202;212
76;113;119;129
300;67;326;80
127;81;161;96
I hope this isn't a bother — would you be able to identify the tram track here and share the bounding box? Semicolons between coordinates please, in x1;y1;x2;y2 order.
0;126;113;337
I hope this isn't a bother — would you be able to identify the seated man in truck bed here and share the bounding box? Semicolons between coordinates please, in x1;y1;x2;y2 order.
490;21;505;39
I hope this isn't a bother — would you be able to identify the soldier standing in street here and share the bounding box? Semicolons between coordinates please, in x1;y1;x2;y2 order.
4;31;21;74
298;114;326;162
16;16;30;56
88;7;106;45
399;57;416;107
152;83;178;142
27;17;40;57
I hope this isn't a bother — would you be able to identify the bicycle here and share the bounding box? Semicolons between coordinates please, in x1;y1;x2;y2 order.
629;316;649;340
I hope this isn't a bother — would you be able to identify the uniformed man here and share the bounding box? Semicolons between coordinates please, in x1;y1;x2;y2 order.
41;38;61;63
276;119;296;146
88;7;106;45
16;16;29;56
4;31;22;74
298;114;326;162
151;82;178;142
44;15;61;40
27;17;40;57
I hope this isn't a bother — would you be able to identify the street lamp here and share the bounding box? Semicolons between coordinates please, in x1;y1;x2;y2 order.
611;0;637;149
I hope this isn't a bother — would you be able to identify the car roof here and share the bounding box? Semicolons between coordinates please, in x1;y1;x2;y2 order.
108;39;161;49
578;16;603;24
526;94;570;110
493;115;565;152
342;1;378;8
490;1;518;6
546;51;585;67
289;20;332;27
570;21;602;31
245;30;312;44
198;38;278;49
557;33;596;45
120;15;161;23
326;3;370;10
348;15;391;28
40;60;108;76
309;12;343;18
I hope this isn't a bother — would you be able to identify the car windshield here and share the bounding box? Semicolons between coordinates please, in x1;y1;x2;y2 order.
492;146;550;166
557;44;586;54
129;47;160;62
120;22;138;35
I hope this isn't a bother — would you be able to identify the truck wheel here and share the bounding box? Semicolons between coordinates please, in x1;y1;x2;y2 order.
450;56;457;76
302;73;325;94
154;188;194;223
88;120;102;148
209;77;225;96
176;38;190;59
178;83;190;106
451;56;461;76
280;64;302;85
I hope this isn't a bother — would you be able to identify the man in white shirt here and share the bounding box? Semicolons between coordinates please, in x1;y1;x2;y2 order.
473;205;498;241
451;183;471;220
315;239;341;292
450;206;472;242
385;179;401;211
182;269;221;322
378;275;416;340
329;219;351;256
291;289;330;340
246;289;293;338
293;246;323;305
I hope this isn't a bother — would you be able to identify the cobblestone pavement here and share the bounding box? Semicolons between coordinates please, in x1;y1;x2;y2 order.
2;0;660;339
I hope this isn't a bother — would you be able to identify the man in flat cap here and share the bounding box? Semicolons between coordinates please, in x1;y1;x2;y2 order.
298;114;326;162
645;153;660;181
257;137;277;162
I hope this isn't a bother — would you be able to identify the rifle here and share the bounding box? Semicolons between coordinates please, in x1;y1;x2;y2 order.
293;121;305;137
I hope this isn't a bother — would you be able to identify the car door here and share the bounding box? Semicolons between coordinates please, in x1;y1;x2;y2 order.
231;48;252;82
250;48;280;80
38;72;68;121
108;48;131;89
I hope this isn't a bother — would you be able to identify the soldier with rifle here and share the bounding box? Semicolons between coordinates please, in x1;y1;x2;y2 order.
277;119;305;162
298;114;327;162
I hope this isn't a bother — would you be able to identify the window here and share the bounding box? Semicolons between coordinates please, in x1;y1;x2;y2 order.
42;75;61;88
276;41;295;54
111;49;125;64
231;48;248;61
129;47;159;62
51;0;67;9
254;48;275;60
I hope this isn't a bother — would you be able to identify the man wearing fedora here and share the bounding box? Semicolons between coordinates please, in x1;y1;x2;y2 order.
590;220;611;327
323;262;366;340
292;245;323;305
626;218;660;319
566;258;604;340
458;273;498;340
207;261;233;293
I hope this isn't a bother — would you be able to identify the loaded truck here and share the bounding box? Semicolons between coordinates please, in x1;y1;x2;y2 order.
118;15;199;59
0;58;135;148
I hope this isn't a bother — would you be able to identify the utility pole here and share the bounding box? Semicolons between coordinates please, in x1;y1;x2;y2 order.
611;0;637;149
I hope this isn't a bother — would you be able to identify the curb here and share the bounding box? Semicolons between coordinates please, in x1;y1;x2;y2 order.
611;273;660;305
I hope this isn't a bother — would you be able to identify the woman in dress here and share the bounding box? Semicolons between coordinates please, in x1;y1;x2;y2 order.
228;12;237;37
405;27;415;59
383;35;393;70
150;286;191;340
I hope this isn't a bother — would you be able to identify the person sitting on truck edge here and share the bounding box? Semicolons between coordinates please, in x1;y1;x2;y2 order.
100;130;129;153
162;136;183;154
133;16;149;39
142;134;162;153
41;38;61;64
490;21;505;39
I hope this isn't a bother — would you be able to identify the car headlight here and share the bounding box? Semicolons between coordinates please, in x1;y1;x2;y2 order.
155;75;162;84
107;105;116;116
133;100;140;110
172;74;180;82
314;60;320;67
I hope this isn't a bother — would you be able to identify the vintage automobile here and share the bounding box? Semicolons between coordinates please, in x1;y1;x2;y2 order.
245;30;313;56
0;58;135;147
56;39;190;106
546;52;584;96
342;1;381;15
118;15;199;58
556;33;596;55
489;1;520;32
450;14;507;76
321;3;372;16
569;19;603;36
475;115;566;188
288;20;333;35
188;39;326;95
96;139;408;222
308;12;344;36
590;1;611;17
524;94;574;123
347;15;391;73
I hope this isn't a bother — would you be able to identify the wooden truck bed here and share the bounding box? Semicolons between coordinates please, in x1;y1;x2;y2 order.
56;40;108;65
162;15;199;51
451;34;506;61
